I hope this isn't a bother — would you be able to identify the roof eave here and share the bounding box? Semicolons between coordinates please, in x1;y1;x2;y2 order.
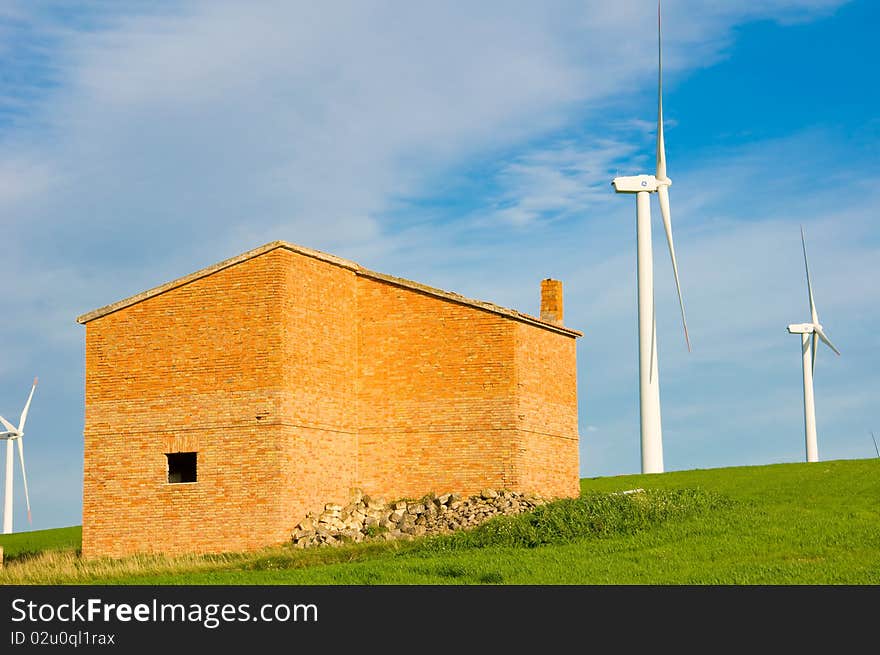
75;241;357;324
76;241;583;338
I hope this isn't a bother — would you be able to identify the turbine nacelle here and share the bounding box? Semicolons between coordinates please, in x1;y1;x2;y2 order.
611;174;672;194
787;323;818;335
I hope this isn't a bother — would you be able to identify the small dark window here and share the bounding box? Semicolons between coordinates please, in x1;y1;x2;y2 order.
166;452;197;483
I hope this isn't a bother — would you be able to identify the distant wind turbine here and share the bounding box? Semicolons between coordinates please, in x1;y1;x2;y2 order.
611;1;690;474
786;228;840;463
0;377;37;534
870;432;879;458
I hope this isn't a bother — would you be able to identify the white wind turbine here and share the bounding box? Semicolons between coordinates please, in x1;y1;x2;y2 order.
0;377;37;534
611;1;690;474
787;228;840;463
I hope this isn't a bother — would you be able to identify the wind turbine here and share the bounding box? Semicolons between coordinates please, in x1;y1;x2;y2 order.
0;377;37;534
611;1;690;474
870;432;879;458
786;228;840;463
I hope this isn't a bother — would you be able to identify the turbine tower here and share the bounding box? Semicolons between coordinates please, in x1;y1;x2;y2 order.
611;1;690;474
787;228;840;463
0;377;37;534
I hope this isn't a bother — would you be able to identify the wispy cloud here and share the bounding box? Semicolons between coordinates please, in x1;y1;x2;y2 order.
484;138;635;227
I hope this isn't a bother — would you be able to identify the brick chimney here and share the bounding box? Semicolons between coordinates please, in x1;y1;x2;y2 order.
540;279;563;324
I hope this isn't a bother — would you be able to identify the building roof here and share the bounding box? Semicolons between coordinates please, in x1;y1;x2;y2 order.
76;240;582;337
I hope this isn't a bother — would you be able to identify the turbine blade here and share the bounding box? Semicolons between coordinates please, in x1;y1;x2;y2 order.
871;432;880;458
658;185;691;351
811;332;817;374
814;325;840;356
17;437;32;524
0;415;15;433
656;0;666;181
801;226;819;325
18;377;37;433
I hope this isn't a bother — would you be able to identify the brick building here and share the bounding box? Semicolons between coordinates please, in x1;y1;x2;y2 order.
76;241;582;558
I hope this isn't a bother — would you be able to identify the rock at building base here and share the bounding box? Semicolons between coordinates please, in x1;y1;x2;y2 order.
291;489;545;549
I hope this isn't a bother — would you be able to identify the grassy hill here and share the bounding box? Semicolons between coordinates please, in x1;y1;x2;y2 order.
0;525;81;561
1;458;878;584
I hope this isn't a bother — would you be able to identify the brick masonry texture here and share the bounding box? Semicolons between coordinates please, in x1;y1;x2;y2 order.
79;243;581;558
540;278;563;324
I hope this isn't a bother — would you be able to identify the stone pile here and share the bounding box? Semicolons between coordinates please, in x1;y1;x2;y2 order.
291;489;545;548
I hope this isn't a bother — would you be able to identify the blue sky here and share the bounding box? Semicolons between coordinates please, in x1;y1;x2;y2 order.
1;0;877;531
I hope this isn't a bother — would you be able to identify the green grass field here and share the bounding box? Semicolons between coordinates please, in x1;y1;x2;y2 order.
0;525;80;561
2;458;878;584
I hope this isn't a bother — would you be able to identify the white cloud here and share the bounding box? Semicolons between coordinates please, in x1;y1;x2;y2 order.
485;138;636;227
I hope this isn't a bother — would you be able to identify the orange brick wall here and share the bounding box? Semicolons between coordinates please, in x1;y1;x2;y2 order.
356;276;518;498
83;252;291;558
276;249;358;528
82;246;580;558
512;322;580;498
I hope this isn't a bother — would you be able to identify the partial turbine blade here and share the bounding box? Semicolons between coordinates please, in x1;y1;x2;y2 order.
18;377;37;433
801;226;819;325
658;185;691;351
16;438;32;524
871;431;880;458
811;332;817;374
655;2;688;351
0;414;15;433
814;325;841;356
656;0;666;182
